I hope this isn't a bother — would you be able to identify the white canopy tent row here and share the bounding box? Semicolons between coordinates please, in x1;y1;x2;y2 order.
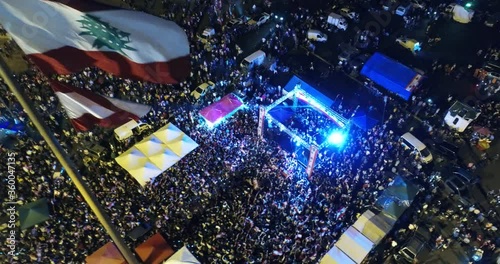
115;123;198;186
336;227;374;264
153;122;184;143
135;135;167;156
320;246;356;264
351;210;393;245
321;210;394;264
163;246;201;264
321;226;375;264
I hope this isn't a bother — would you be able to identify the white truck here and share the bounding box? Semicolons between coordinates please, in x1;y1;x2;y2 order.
327;13;348;31
198;28;215;43
307;29;328;42
114;120;151;141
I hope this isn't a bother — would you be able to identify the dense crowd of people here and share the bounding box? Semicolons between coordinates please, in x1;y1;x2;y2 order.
1;0;499;263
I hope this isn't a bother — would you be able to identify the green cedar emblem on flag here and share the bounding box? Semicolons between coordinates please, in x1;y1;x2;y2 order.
77;14;136;57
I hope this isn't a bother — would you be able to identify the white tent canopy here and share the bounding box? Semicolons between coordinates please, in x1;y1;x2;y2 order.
335;226;374;264
163;246;200;264
135;135;167;156
352;210;392;245
165;134;199;157
115;148;148;171
149;148;181;170
115;123;198;186
128;162;163;186
320;246;355;264
154;123;184;143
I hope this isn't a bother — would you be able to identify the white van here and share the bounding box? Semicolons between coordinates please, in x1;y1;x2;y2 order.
307;29;328;42
395;3;412;16
400;132;433;163
240;50;266;68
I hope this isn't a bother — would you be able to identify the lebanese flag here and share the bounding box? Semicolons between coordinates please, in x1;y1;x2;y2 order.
50;80;151;131
0;0;190;84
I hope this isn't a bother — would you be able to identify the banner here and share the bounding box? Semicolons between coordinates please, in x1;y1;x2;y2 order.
306;144;319;177
258;106;265;138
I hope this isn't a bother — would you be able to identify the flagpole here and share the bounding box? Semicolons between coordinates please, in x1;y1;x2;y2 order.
0;59;141;264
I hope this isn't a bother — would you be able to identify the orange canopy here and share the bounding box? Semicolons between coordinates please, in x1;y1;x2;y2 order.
86;242;126;264
135;233;175;264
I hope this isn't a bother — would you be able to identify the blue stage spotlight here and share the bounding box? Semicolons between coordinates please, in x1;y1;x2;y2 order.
328;131;346;146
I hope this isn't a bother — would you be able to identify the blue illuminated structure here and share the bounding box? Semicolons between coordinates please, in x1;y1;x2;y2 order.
261;82;349;175
328;131;346;146
361;53;423;101
264;83;349;150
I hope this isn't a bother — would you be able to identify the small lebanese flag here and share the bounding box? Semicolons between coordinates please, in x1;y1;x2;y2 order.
0;0;190;84
50;80;151;131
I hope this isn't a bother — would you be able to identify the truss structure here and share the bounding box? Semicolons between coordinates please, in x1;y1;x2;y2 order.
264;84;348;150
259;83;349;176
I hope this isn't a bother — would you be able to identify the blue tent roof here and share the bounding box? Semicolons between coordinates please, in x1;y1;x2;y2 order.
351;111;379;131
361;53;419;101
283;75;334;107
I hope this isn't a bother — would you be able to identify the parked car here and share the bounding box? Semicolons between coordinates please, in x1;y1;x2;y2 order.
395;3;412;16
198;28;215;43
452;167;479;184
338;47;359;64
434;141;459;159
307;29;328;42
355;30;371;49
394;231;431;263
484;13;500;27
349;53;371;70
273;13;285;21
444;3;457;13
247;12;271;26
227;18;243;28
191;81;215;100
382;0;398;11
339;8;359;20
444;174;474;206
396;37;421;53
84;143;106;159
411;0;426;9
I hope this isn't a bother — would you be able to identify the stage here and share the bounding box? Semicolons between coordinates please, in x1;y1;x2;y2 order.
259;78;348;174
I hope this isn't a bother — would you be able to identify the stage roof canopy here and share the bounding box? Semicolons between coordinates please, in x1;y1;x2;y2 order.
361;53;422;101
283;75;333;108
